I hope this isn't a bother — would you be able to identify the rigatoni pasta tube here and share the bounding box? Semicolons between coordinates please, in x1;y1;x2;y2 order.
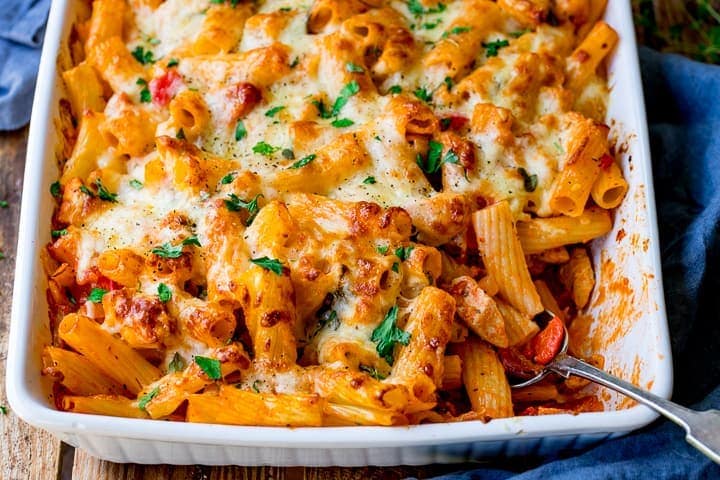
62;395;148;419
187;387;324;427
42;346;126;396
566;21;618;92
390;287;455;403
58;313;161;395
473;201;543;317
516;207;612;254
457;336;513;419
323;403;407;426
591;159;628;209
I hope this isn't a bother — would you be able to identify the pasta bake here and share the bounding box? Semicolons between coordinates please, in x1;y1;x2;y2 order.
44;0;626;426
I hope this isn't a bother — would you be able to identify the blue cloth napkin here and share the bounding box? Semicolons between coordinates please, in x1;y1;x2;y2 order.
426;47;720;480
0;0;50;131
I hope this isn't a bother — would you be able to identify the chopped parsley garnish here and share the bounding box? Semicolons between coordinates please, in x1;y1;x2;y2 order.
157;283;172;303
250;256;284;275
413;86;432;103
442;26;471;38
131;46;155;65
87;287;107;304
289;153;316;169
391;262;400;273
79;185;94;197
0;405;7;415
50;181;61;198
359;364;387;380
195;356;222;380
510;29;530;38
137;78;151;103
0;200;8;208
138;387;160;411
252;141;280;156
312;100;333;119
281;148;295;160
388;85;402;94
331;118;354;128
483;39;510;57
129;179;143;190
168;352;186;373
395;246;414;261
318;309;340;331
363;176;377;185
95;179;118;203
416;140;443;173
0;252;5;260
376;244;389;254
151;236;200;258
518;167;538;192
440;118;452;129
251;379;263;393
234;120;247;141
167;58;179;68
422;19;441;29
225;193;263;225
444;76;453;90
220;173;235;185
407;0;446;16
290;56;300;68
345;62;365;73
443;149;459;165
553;141;564;154
331;80;360;116
264;105;286;117
371;305;411;365
176;128;186;140
51;229;68;238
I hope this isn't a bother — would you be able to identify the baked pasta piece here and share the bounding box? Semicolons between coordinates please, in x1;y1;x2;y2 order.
45;0;622;426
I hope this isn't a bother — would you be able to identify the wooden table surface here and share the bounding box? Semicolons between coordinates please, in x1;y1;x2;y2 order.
0;130;480;479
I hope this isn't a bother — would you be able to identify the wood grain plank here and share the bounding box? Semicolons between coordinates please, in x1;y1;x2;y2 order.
0;129;63;480
73;447;470;480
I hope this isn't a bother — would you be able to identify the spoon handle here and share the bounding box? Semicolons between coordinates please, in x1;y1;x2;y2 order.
550;354;720;464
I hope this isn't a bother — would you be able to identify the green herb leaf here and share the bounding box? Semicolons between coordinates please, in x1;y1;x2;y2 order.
50;181;61;198
251;379;263;392
442;26;471;38
413;86;432;103
443;149;459;165
181;235;201;247
138;387;160;411
140;87;152;103
517;167;538;192
167;58;179;68
225;193;263;225
168;352;185;373
388;85;402;94
443;76;453;90
331;80;360;116
289;153;316;169
129;179;143;190
0;200;8;208
252;141;280;156
416;140;443;173
290;56;300;68
345;62;365;73
362;176;377;185
553;140;564;154
250;256;284;275
312;99;333;119
318;309;340;331
265;105;286;117
131;46;155;65
281;148;295;160
0;405;7;415
87;287;107;303
483;39;510;57
152;235;202;258
220;173;235;184
79;185;94;198
234;121;247;141
95;179;118;203
407;0;446;15
391;262;399;273
51;229;68;238
195;356;222;380
376;244;388;254
395;246;414;261
331;118;354;128
359;364;387;380
157;283;172;303
176;128;186;140
371;305;410;365
509;29;530;38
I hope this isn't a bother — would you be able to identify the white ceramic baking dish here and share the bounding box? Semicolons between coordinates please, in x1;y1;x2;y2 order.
6;0;672;466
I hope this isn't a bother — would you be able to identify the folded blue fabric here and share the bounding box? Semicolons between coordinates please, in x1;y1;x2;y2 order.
0;0;50;131
425;47;720;480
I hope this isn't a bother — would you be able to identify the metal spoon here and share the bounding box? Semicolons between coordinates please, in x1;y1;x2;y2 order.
509;314;720;464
